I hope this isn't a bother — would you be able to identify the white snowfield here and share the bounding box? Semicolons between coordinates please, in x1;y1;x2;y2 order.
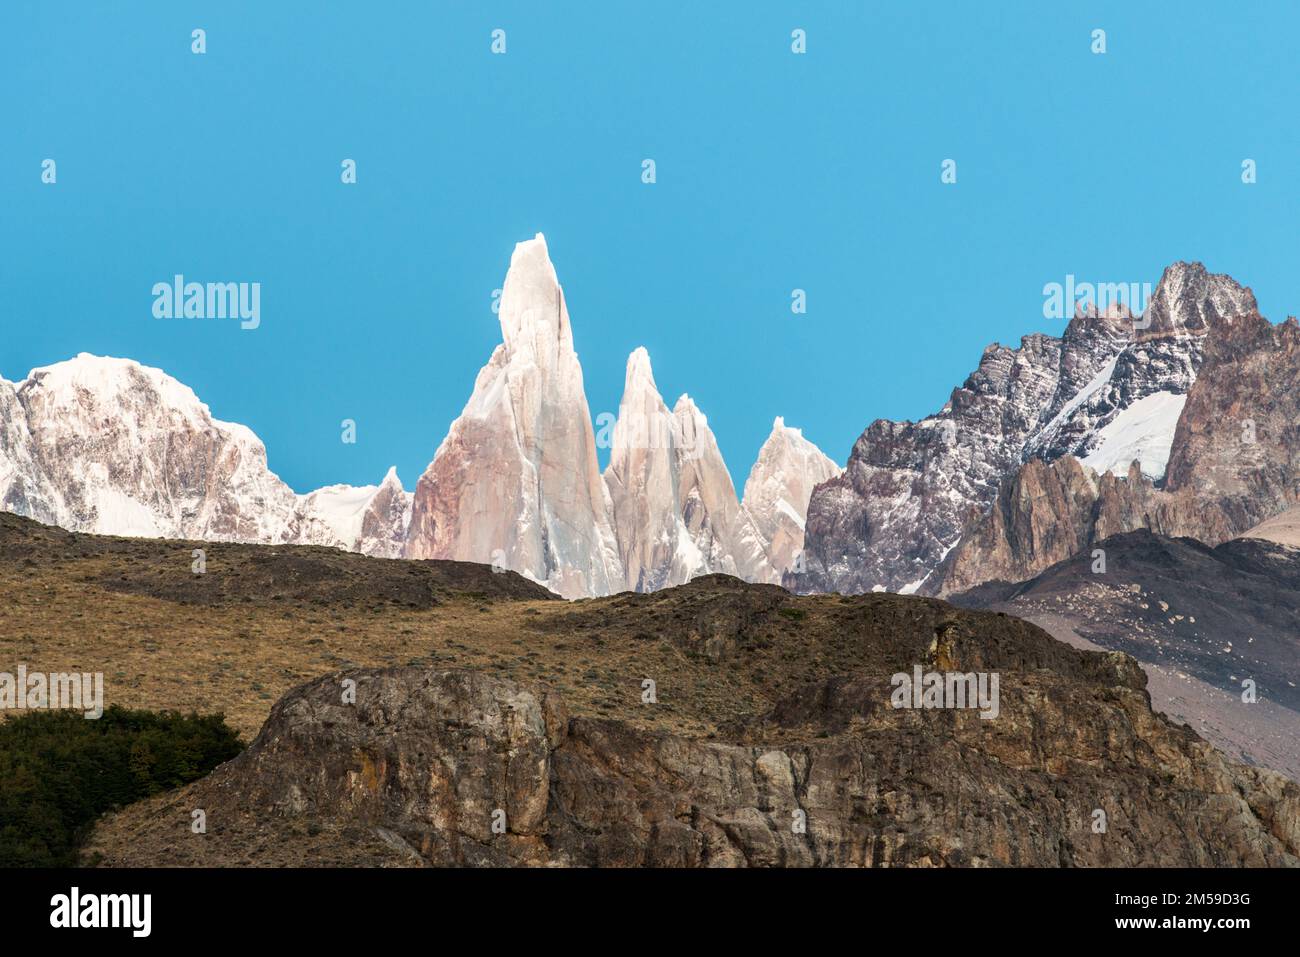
0;234;838;598
1080;390;1186;480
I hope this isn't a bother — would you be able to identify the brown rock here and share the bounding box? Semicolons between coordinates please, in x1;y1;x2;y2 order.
87;620;1300;867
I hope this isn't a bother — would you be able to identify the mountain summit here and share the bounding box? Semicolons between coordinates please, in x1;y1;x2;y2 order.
401;235;834;596
788;261;1266;597
0;352;411;553
0;235;838;598
603;348;781;590
741;418;841;578
402;234;625;598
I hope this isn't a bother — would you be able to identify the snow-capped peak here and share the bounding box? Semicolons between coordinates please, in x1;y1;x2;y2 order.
624;345;657;391
673;393;706;424
761;415;819;449
610;348;672;456
498;232;571;364
404;234;624;598
8;352;298;541
24;353;205;420
295;466;411;558
1;351;418;556
741;417;841;577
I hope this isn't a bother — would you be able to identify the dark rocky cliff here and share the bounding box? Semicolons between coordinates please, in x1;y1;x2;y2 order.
86;579;1300;868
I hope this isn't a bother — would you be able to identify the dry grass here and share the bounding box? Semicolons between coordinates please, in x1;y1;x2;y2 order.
0;513;1042;746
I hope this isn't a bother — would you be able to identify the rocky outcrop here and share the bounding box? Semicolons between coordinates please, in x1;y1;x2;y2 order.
930;455;1104;595
1163;310;1300;534
951;527;1300;780
402;235;625;598
87;608;1300;867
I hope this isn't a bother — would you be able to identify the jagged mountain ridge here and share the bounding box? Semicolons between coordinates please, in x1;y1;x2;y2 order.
8;246;1280;603
929;299;1300;597
400;234;835;596
789;262;1272;597
741;416;842;580
0;235;836;596
601;348;813;591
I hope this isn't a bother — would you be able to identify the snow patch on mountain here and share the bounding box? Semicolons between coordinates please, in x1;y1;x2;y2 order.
1080;391;1186;480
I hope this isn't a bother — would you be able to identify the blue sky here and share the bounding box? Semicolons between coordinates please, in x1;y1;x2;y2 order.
3;1;1297;493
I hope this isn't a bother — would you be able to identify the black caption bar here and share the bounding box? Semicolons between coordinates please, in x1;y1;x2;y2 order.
0;867;1284;943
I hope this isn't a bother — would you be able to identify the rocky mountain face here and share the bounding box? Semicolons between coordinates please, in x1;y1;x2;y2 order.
790;262;1273;596
403;235;834;596
0;235;836;596
603;348;772;590
740;417;842;579
87;584;1300;866
1163;308;1300;532
295;467;412;559
8;353;295;542
930;456;1152;596
929;306;1300;596
0;375;55;526
0;353;412;555
668;396;776;582
952;528;1300;780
